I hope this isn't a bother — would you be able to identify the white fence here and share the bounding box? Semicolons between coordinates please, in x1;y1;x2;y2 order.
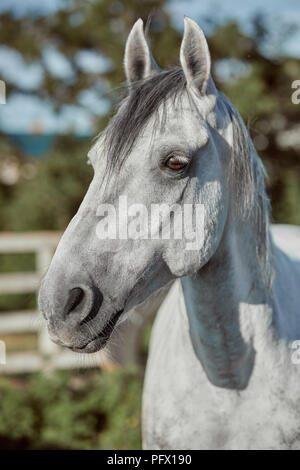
0;231;169;375
0;232;109;375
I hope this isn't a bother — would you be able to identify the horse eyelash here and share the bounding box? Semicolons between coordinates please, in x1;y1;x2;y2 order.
159;150;190;166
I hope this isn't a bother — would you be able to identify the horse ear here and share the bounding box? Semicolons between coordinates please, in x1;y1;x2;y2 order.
180;17;211;95
124;18;159;84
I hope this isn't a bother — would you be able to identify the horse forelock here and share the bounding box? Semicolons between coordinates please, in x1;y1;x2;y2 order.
102;67;187;174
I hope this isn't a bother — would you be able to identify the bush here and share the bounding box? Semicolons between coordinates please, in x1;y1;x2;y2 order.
0;367;142;450
0;140;93;232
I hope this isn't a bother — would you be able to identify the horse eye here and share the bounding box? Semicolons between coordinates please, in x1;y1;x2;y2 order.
165;155;188;171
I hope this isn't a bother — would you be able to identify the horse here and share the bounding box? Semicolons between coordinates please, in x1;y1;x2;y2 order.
38;17;300;449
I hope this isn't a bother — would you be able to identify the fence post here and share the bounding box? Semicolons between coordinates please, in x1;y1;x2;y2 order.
36;243;60;368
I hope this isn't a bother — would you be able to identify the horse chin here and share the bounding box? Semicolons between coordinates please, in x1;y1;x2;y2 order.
49;308;124;354
74;307;124;353
69;335;109;354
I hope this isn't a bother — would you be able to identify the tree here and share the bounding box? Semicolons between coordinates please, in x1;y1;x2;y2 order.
0;3;299;229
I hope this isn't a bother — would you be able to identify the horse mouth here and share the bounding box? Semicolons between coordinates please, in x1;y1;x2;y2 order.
70;308;124;353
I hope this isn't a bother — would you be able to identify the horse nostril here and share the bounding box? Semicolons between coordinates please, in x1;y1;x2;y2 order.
80;287;104;326
64;287;84;317
63;286;104;325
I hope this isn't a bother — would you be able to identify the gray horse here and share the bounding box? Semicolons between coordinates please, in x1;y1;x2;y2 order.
39;18;300;449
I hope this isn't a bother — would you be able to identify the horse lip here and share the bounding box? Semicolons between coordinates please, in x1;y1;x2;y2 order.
73;308;124;351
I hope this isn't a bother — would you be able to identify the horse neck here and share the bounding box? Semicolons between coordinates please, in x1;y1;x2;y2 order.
181;210;272;390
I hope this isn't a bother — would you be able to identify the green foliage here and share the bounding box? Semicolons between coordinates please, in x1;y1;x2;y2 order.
209;22;253;59
1;140;93;231
276;170;300;225
0;0;299;453
0;253;35;273
210;18;300;224
0;293;36;312
0;254;36;311
223;65;279;118
0;384;35;444
0;368;142;450
0;6;298;227
0;0;179;105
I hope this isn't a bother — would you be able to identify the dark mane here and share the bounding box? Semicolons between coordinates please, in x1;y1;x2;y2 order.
103;67;186;173
101;66;272;288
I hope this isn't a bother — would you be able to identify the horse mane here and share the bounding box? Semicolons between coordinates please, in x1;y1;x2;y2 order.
102;66;273;289
221;96;273;289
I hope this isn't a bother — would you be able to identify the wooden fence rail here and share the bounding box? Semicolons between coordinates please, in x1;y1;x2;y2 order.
0;232;109;375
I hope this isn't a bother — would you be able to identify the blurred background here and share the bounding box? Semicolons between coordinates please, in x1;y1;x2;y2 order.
0;0;299;450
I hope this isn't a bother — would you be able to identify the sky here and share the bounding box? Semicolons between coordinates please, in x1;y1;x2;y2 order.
168;0;300;57
0;0;299;135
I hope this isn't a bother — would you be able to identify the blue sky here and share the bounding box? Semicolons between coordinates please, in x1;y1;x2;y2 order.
0;0;299;135
168;0;300;57
0;0;68;18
